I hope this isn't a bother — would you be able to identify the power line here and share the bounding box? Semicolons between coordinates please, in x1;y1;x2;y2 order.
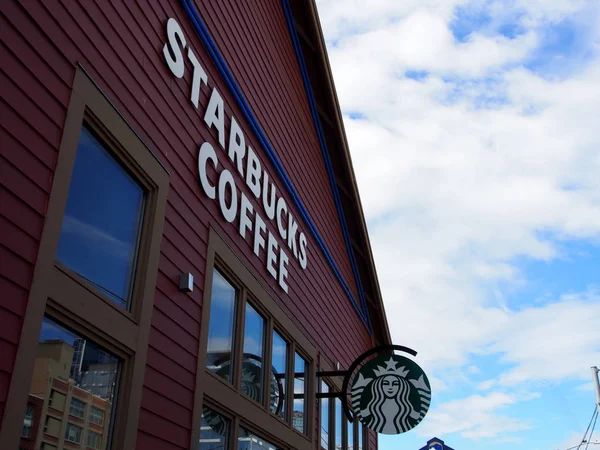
585;409;599;450
576;408;599;450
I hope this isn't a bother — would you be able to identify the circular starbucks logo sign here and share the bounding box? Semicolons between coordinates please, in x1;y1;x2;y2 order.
351;354;431;434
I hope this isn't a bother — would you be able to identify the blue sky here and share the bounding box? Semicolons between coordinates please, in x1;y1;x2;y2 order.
316;0;600;448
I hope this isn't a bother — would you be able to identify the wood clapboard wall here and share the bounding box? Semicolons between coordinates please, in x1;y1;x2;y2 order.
0;0;376;448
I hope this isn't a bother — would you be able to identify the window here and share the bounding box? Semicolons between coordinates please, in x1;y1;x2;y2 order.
293;353;307;433
335;398;342;450
347;419;354;450
194;230;316;450
44;416;61;437
320;382;329;449
270;331;288;419
238;427;281;450
69;397;86;418
242;302;265;403
56;127;145;310
87;430;103;449
89;406;105;426
199;406;229;450
48;390;66;411
21;405;34;438
357;424;364;450
206;270;238;382
5;68;169;449
36;317;119;442
65;423;83;444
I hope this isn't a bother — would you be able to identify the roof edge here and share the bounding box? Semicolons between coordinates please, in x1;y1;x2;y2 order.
286;0;392;345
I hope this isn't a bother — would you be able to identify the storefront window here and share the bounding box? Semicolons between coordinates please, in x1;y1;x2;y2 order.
56;126;144;310
320;381;329;449
206;270;238;382
25;317;120;449
335;398;342;450
242;302;265;403
358;423;363;450
199;407;229;450
293;353;307;433
237;428;280;450
270;330;287;419
198;236;315;450
348;419;354;450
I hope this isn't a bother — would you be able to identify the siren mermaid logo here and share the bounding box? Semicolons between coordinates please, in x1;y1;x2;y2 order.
351;354;431;434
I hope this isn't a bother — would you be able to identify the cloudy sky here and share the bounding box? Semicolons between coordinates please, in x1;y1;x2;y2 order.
314;0;600;448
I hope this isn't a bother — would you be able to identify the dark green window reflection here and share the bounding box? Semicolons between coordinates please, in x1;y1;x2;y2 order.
270;330;287;419
292;353;306;433
56;127;144;309
242;302;264;403
199;407;229;450
320;381;329;449
206;270;238;382
237;427;280;450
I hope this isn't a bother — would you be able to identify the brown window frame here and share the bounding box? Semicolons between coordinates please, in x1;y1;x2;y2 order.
0;66;169;450
192;228;317;450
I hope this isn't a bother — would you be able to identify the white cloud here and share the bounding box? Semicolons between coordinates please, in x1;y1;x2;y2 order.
417;391;537;438
317;0;600;444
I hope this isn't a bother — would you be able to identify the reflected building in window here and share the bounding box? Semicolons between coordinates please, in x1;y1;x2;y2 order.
20;320;119;450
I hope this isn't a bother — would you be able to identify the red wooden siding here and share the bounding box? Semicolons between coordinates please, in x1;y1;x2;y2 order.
0;0;374;448
196;0;360;301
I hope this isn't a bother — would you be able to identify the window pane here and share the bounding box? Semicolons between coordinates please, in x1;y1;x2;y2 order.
335;398;342;450
57;127;144;309
206;270;238;382
65;423;83;443
320;381;329;449
358;424;363;450
199;407;229;450
21;404;34;438
238;427;281;450
87;431;103;449
26;317;120;449
269;330;287;419
348;419;354;450
292;353;306;433
242;303;264;403
69;397;86;418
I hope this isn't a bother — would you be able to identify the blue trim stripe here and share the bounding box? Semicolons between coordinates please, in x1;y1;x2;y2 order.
180;0;372;332
280;0;373;332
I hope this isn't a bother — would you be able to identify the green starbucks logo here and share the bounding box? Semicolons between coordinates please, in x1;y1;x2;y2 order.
351;354;431;434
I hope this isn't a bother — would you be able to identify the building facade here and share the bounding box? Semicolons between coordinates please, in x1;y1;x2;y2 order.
0;1;391;450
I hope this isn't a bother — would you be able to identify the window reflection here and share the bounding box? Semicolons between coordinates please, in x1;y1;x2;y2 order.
358;423;363;450
348;419;354;450
335;398;342;450
199;407;229;450
237;427;280;450
269;331;287;419
56;127;144;309
320;381;329;449
20;317;119;450
242;303;264;403
206;270;238;382
292;353;306;433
